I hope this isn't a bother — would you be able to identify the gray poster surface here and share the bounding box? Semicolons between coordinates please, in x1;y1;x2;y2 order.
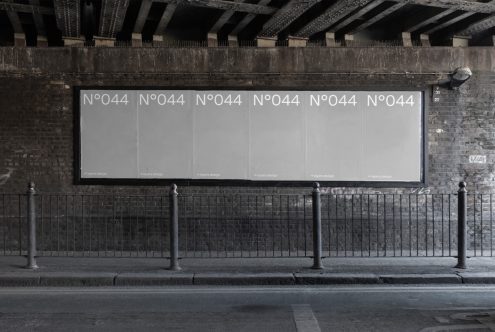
79;90;423;182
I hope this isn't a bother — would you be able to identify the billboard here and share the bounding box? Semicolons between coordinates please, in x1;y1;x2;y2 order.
77;89;424;184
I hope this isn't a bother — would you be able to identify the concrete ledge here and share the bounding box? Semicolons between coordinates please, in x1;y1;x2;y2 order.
380;274;461;284
115;273;193;286
39;273;116;286
0;273;40;286
295;273;380;285
459;273;495;284
193;273;295;285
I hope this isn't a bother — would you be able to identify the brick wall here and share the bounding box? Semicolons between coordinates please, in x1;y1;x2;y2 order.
0;47;494;255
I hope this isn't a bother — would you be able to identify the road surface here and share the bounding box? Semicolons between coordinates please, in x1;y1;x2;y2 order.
1;286;495;331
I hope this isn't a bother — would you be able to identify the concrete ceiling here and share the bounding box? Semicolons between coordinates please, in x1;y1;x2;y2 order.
1;0;495;46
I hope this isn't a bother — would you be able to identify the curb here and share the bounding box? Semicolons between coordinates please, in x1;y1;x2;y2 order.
193;273;295;285
295;273;380;285
380;274;462;284
39;272;116;287
459;272;495;284
116;273;194;286
1;272;495;287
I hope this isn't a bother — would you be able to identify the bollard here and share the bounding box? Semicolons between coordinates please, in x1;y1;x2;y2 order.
312;182;324;269
169;184;181;271
26;182;38;269
455;181;467;269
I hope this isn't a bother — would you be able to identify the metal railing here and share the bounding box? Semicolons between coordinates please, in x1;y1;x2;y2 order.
1;182;493;269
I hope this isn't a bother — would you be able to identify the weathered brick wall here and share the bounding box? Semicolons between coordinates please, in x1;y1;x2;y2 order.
0;47;494;255
1;47;494;195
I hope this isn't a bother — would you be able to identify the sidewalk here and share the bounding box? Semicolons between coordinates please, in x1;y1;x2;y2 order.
0;256;494;287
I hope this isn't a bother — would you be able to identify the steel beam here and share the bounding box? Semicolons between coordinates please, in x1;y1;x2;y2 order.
210;0;245;34
155;4;177;35
329;0;386;33
0;1;54;15
53;0;80;37
346;2;408;35
395;0;495;14
134;0;153;33
406;9;455;32
28;0;47;36
230;0;271;36
456;15;495;36
423;11;474;34
99;0;130;38
153;0;276;15
6;10;22;33
295;0;374;38
259;0;321;38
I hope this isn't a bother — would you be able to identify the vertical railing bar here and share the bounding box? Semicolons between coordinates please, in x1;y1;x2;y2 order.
73;195;76;256
81;196;84;257
400;194;403;257
344;195;347;257
287;195;291;257
304;195;307;257
425;194;428;257
383;194;386;257
474;193;477;256
416;195;419;256
18;194;22;256
491;194;493;257
2;195;5;255
432;194;435;257
217;195;221;258
392;194;395;257
336;195;339;257
1;195;4;255
65;195;69;256
328;195;332;258
56;195;60;256
97;196;101;257
182;196;187;258
112;195;116;257
256;195;259;257
481;194;484;256
90;196;93;256
442;194;445;257
361;194;364;257
144;196;148;257
376;195;379;257
448;194;452;256
192;196;196;257
207;195;212;258
368;194;371;257
280;195;283;257
135;197;140;257
351;194;354;257
120;196;124;257
409;195;412;257
39;195;44;256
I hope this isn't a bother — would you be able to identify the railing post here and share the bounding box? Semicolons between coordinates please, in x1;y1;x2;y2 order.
456;181;467;269
312;182;324;269
26;182;38;270
169;184;181;271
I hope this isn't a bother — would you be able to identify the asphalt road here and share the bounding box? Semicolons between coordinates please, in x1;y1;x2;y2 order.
1;286;495;331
